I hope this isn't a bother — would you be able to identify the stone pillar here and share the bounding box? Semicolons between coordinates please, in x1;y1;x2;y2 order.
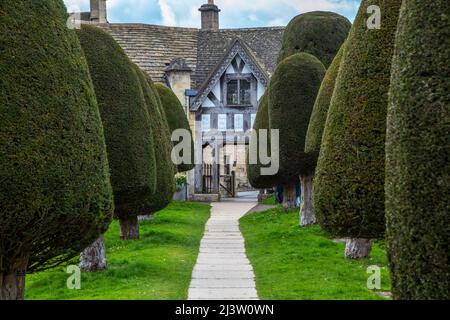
164;58;193;110
90;0;107;23
199;1;220;31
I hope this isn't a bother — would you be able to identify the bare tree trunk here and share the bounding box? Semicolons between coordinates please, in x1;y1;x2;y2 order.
345;238;373;259
80;235;107;272
0;257;28;300
119;216;139;240
282;184;297;211
300;174;317;226
257;189;264;203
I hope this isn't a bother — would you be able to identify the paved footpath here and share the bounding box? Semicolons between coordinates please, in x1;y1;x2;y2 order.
188;199;258;300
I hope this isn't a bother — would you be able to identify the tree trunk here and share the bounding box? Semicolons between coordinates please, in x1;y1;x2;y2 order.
345;238;373;259
282;184;297;211
119;216;139;240
0;257;28;300
257;189;264;203
300;174;317;226
80;235;107;272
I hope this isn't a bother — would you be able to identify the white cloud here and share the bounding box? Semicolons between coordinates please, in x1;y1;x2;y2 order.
63;0;359;27
158;0;177;26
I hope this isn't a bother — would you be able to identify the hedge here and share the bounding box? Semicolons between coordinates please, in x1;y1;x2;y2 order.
155;83;194;173
386;0;450;300
313;0;402;239
136;70;176;213
268;53;326;186
246;90;275;189
77;25;156;219
278;11;351;67
0;0;113;276
305;43;345;166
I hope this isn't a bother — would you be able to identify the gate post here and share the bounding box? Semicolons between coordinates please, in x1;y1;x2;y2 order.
212;141;220;194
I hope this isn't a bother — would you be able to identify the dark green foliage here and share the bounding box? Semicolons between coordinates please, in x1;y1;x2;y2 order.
305;43;345;166
386;0;450;300
0;0;113;273
314;0;402;239
77;25;156;219
135;70;176;213
246;91;274;189
155;83;194;173
268;53;326;185
278;11;351;67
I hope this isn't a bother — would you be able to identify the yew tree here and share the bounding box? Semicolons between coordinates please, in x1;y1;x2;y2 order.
268;53;325;212
278;11;351;67
303;44;345;226
135;69;176;214
386;0;449;300
77;25;156;242
155;83;195;173
313;0;402;259
0;0;113;298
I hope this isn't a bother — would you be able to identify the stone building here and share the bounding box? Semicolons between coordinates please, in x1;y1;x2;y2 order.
80;0;285;198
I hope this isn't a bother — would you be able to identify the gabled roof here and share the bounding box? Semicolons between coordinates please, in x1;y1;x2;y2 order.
99;24;284;89
190;39;270;111
193;27;284;88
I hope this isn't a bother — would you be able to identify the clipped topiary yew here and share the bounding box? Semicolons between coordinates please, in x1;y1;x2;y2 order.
302;44;345;226
278;11;351;67
0;0;113;298
313;0;402;259
155;83;194;173
135;70;176;214
246;90;275;190
386;0;450;300
77;25;156;241
305;44;344;159
269;53;325;211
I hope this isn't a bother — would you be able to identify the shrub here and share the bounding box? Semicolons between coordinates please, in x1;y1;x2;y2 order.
278;11;351;67
135;69;176;214
269;53;325;209
305;43;345;166
386;0;450;300
269;53;326;184
155;83;194;173
246;91;275;189
0;0;113;298
77;25;156;239
313;0;402;240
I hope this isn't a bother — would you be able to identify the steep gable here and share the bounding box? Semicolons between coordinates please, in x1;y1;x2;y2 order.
190;39;270;111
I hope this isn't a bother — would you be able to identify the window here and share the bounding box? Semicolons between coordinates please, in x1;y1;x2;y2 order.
201;114;210;132
234;114;244;132
227;78;252;106
218;114;227;131
240;80;251;105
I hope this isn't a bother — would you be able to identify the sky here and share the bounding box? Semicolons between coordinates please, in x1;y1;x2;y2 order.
64;0;360;28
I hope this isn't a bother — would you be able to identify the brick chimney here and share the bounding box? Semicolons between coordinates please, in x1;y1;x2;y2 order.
199;0;220;30
90;0;107;23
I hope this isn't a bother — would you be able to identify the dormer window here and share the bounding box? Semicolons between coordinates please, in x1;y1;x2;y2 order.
225;75;254;106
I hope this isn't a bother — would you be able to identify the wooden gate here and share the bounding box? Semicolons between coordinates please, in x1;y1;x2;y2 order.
202;164;214;194
220;171;236;198
202;164;236;197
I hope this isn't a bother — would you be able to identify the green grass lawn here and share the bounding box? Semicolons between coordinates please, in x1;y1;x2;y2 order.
262;194;277;205
25;201;210;300
240;206;391;300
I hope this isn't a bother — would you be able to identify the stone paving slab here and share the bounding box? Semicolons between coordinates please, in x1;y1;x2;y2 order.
189;279;256;288
188;288;258;300
188;201;258;300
